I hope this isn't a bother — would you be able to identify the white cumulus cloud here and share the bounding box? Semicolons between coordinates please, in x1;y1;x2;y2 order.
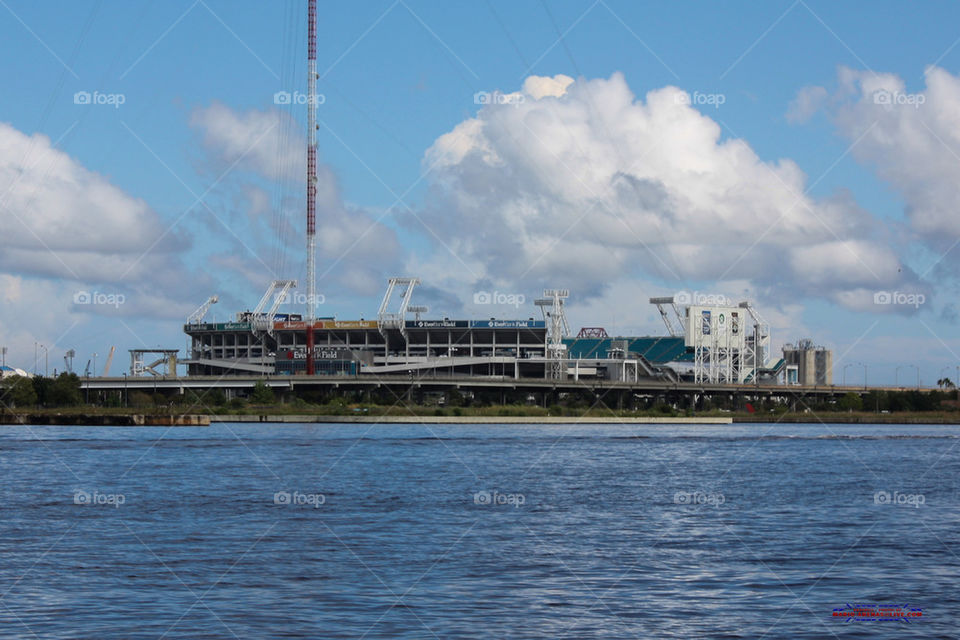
0;121;186;282
797;66;960;246
418;72;917;312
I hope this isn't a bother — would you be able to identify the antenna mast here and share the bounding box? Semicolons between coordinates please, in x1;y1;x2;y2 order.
306;0;318;322
305;0;318;375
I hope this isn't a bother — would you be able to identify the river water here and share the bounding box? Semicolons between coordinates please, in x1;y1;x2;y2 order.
0;422;955;638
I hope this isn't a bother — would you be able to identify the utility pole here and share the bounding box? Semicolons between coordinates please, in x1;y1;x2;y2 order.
39;344;48;377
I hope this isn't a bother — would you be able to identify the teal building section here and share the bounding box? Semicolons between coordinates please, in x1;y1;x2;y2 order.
562;336;693;363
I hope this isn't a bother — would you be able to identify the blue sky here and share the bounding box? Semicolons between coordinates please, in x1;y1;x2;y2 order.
2;0;960;385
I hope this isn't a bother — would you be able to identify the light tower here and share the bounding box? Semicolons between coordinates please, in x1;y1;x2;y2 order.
305;0;318;374
535;289;569;380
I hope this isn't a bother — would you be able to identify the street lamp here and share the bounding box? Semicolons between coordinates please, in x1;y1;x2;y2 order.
843;362;867;388
896;364;918;389
842;363;855;386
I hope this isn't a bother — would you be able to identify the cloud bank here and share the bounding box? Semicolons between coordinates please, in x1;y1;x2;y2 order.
420;72;918;312
795;66;960;248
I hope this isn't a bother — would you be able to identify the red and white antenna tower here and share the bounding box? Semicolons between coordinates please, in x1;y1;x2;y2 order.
306;0;318;321
305;0;318;374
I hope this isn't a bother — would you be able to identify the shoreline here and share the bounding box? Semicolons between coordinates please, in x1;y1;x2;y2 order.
209;415;734;424
3;413;960;425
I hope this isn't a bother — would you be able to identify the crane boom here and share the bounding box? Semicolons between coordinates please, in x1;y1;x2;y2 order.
103;346;116;377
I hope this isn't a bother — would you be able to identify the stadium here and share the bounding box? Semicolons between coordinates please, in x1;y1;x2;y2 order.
169;0;794;391
181;278;786;385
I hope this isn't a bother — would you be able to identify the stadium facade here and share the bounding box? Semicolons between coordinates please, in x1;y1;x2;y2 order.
180;280;785;385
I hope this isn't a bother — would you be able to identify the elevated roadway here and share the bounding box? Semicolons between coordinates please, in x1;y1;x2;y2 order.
80;374;938;399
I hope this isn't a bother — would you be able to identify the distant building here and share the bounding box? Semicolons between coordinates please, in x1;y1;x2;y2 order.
783;339;832;386
0;366;32;379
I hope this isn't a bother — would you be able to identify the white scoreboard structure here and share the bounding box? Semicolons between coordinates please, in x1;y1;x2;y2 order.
684;303;770;384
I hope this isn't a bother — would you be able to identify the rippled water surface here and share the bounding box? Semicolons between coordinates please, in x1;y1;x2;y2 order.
0;422;956;639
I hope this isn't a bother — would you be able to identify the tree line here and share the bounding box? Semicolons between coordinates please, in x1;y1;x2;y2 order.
0;373;82;409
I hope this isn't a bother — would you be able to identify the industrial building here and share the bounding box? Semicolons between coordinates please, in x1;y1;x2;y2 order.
783;339;833;386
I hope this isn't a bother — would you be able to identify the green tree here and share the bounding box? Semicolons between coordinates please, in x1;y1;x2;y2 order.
180;389;226;408
250;381;275;404
47;373;82;407
837;392;863;412
201;389;227;407
1;376;37;408
128;391;154;408
446;389;464;407
32;376;52;406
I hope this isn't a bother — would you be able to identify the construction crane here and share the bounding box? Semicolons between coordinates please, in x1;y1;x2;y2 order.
103;346;116;376
63;349;76;374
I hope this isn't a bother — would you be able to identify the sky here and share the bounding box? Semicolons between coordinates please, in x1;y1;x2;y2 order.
1;0;960;386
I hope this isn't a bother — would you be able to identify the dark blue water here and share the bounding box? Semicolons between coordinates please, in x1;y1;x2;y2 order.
0;423;956;639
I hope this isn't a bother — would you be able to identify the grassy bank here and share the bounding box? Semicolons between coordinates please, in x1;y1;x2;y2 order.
5;404;960;424
6;374;960;424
